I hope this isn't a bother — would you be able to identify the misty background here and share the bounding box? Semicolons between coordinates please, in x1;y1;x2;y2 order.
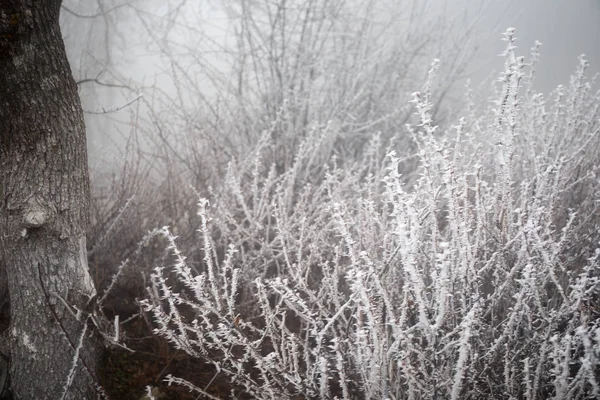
60;0;600;166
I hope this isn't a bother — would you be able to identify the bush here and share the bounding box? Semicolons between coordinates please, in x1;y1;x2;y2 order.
140;29;600;399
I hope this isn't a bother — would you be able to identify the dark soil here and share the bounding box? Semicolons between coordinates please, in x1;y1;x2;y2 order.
99;309;234;400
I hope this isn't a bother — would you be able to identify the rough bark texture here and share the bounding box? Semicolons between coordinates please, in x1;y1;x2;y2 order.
0;1;103;399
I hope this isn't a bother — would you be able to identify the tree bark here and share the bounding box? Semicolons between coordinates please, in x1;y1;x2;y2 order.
0;1;103;399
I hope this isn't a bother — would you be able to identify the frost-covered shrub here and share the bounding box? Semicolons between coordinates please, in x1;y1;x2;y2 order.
141;29;600;399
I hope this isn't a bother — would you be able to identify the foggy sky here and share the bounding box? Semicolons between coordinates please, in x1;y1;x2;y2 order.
62;0;600;160
471;0;599;93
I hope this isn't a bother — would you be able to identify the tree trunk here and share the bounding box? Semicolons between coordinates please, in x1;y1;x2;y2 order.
0;1;103;399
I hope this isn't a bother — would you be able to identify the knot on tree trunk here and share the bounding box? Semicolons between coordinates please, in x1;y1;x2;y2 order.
22;197;53;228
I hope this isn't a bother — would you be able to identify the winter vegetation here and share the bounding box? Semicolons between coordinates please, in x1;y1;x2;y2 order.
60;1;600;399
137;31;600;399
